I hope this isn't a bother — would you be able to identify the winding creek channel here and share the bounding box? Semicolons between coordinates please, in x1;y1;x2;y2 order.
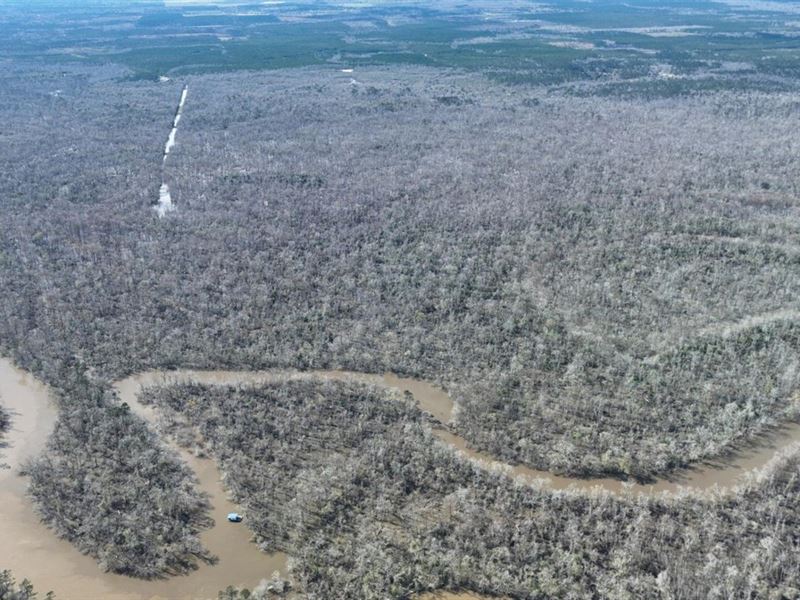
2;356;800;598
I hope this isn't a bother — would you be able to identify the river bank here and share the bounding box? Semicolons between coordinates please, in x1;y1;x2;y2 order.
2;357;800;598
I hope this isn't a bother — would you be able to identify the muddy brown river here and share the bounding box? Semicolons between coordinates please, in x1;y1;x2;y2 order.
2;357;800;598
0;360;287;600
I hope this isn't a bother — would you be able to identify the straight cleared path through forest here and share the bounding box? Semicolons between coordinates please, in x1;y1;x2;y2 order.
155;84;188;217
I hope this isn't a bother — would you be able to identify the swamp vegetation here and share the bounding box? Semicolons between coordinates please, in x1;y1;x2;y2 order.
0;570;51;600
139;379;800;599
1;63;799;592
1;0;800;595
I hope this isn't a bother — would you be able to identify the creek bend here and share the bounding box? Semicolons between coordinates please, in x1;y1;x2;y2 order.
2;358;800;598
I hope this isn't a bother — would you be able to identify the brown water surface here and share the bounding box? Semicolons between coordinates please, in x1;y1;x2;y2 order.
120;367;800;495
0;359;286;600
3;359;800;599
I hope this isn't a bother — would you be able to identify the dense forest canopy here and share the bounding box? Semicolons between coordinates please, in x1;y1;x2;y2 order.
26;378;214;578
136;379;800;599
3;65;800;478
2;0;800;597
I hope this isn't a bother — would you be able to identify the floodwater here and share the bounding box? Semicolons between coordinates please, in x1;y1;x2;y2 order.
2;358;800;598
112;369;800;495
0;358;287;600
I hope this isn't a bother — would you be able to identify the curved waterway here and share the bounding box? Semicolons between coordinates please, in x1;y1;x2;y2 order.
3;357;800;598
0;359;287;600
116;368;800;495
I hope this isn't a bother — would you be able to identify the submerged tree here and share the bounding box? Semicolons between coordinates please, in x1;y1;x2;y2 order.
0;570;54;600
